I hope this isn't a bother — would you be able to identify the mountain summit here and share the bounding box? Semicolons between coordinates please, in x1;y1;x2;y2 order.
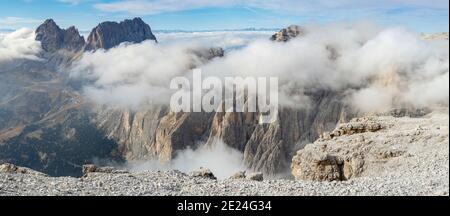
35;19;85;52
35;18;157;53
85;17;157;51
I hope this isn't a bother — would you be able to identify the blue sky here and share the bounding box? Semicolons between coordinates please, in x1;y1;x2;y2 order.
0;0;448;32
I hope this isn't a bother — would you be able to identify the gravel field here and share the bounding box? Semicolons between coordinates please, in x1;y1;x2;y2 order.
0;169;448;196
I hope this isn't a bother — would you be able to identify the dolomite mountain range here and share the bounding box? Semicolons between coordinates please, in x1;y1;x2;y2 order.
0;17;448;186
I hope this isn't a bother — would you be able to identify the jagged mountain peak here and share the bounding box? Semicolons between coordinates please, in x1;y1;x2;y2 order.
66;26;78;32
85;17;158;51
270;25;305;42
42;19;58;26
35;19;85;53
35;19;64;52
35;17;158;53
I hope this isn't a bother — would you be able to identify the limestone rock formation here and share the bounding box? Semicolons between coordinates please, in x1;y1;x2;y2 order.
190;167;217;180
291;117;383;181
270;25;304;42
85;17;157;51
63;26;86;52
207;91;353;175
291;110;449;182
229;171;246;179
35;19;85;52
387;108;431;118
319;117;383;140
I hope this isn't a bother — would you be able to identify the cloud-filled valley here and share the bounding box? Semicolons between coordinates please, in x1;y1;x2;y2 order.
67;22;449;113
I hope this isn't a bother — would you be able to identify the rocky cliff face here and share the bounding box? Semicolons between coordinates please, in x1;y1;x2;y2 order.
35;19;85;52
291;109;449;182
85;18;157;51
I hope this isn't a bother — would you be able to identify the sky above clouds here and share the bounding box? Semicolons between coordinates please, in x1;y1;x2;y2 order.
0;0;448;32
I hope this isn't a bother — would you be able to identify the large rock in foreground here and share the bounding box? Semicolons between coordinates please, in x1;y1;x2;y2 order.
291;109;449;182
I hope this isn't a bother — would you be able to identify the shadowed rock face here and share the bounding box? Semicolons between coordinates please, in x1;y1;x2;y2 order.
85;17;157;51
206;91;353;175
35;19;85;52
63;26;86;51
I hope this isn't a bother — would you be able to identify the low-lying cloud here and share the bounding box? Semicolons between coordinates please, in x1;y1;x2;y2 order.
70;41;209;108
155;30;274;50
125;140;248;180
70;22;449;113
0;28;41;63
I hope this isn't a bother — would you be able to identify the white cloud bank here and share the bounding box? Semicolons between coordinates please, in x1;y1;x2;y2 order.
155;30;274;50
70;22;449;113
0;28;41;63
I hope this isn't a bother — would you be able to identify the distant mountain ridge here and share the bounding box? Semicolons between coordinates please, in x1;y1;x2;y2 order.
35;17;157;53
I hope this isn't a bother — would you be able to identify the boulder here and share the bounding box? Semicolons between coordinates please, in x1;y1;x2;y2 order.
229;171;246;179
82;164;128;176
246;172;264;181
320;117;383;140
189;167;217;180
35;19;85;52
85;17;157;51
291;151;342;181
0;163;47;176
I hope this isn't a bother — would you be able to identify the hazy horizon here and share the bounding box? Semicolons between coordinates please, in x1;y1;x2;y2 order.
0;0;448;33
